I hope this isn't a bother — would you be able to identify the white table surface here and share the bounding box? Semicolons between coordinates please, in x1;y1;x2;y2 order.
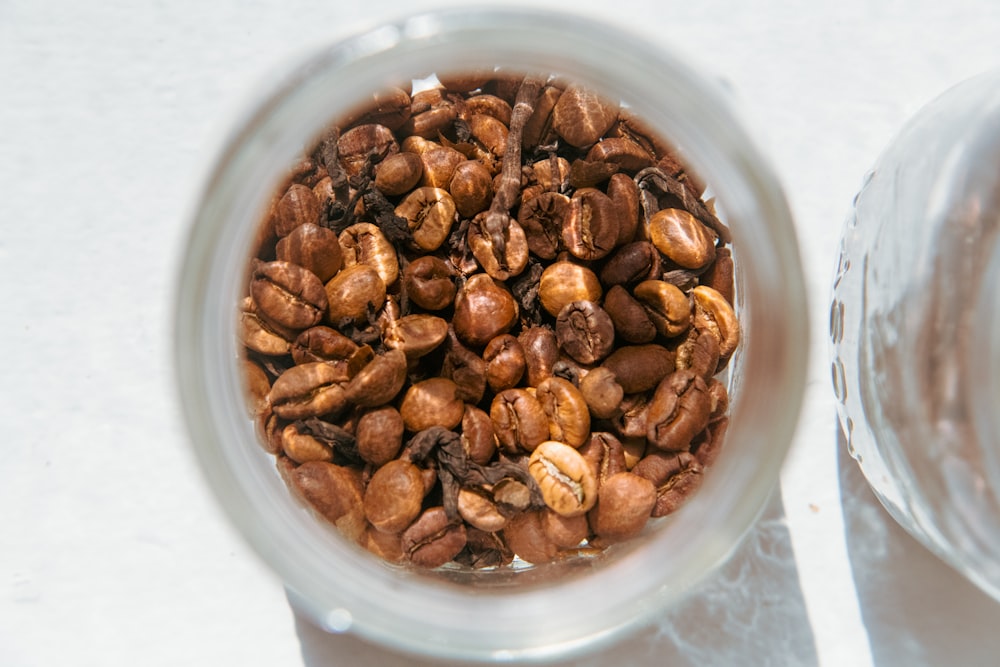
3;1;1000;665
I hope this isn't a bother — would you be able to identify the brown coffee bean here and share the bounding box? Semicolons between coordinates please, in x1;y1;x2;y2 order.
360;526;405;563
608;172;641;246
490;388;550;453
383;314;448;359
588;472;656;542
691;285;740;359
355;406;404;466
538;261;602;317
441;328;488;404
400;135;439;155
291;326;357;365
586;137;654;173
449;160;494;218
599;241;662;286
338;123;399;178
364;459;426;533
289;461;366;542
400;378;465;432
648;208;716;270
239;296;293;356
275;223;343;283
491;477;533;516
344;349;407;408
633;280;691;338
692;416;729;467
438;70;492;92
673;327;721;380
251;261;328;331
517;192;570;260
455;527;514;569
706;377;729;421
603;285;657;344
700;247;735;306
242;359;270;415
563;188;618;260
536;377;591;448
521;85;562;150
528;441;599;517
401;507;467;568
541;509;589;548
483;334;526;393
460;404;497;465
269;361;350;420
555;300;615;364
502;509;560;565
646;370;712;451
602;344;676;394
578;368;624;420
578;432;628;489
274;184;321;237
338;223;399;287
324;264;386;325
518;325;560;387
402;256;456;311
632;451;704;517
621;436;647;470
257;411;284;456
551;84;618;148
395;187;456;252
281;422;334;464
452;273;518;348
531;156;571;192
467;213;529;281
419;146;466;188
374;151;423;195
462;93;513;125
457;487;507;532
343;86;412;131
613;392;652;440
466;114;508;174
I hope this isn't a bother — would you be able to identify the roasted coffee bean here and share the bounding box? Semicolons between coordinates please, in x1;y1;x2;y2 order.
401;507;467;568
536;376;591;448
344;349;407;408
551;84;619;148
621;436;647;470
383;314;449;359
281;422;334;464
599;241;661;286
269;361;351;420
274;184;321;237
465;113;508;174
607;172;641;246
289;461;366;542
275;223;343;283
542;509;589;548
538;261;602;317
457;487;507;532
400;378;465;432
360;526;405;563
491;477;534;516
355;406;405;466
462;93;513;125
460;404;497;465
603;285;657;344
251;261;328;331
374;151;424;196
632;451;704;517
531;156;571;192
589;472;657;543
324;264;387;325
646;370;712;452
395;186;456;252
613;392;653;439
483;334;526;393
633;280;691;338
239;296;294;356
602;344;676;394
502;509;560;565
441;328;488;404
418;146;466;189
456;527;514;569
343;86;413;131
578;431;628;490
242;359;271;415
402;255;456;311
528;441;599;517
555;300;615;364
449;160;494;218
519;325;560;387
700;247;735;305
706;378;729;421
490;388;550;453
364;459;427;533
563;188;618;260
648;208;716;270
692;416;729;467
518;192;570;260
578;368;625;420
586;137;654;173
691;285;740;359
673;327;721;380
467;213;530;281
338;123;399;178
338;223;399;288
453;273;518;348
291;326;358;365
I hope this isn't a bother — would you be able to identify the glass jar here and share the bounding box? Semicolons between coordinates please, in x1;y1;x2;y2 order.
174;8;807;661
831;69;1000;602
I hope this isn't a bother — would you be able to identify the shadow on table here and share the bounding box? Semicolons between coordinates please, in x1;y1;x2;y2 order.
290;490;818;666
837;427;1000;666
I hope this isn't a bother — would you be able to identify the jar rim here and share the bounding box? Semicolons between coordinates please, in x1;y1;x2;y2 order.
174;7;808;661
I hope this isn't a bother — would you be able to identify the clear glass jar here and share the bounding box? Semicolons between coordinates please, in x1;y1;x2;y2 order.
831;69;1000;602
174;8;807;661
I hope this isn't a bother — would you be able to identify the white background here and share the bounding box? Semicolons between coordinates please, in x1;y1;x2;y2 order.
3;1;1000;665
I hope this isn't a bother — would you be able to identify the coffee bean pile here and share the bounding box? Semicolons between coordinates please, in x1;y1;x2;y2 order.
240;72;737;569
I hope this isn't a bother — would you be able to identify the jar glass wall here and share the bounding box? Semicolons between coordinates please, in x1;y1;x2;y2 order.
175;8;807;661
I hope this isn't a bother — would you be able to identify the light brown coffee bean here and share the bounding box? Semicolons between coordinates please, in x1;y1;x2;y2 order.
646;370;712;451
536;377;591;448
251;261;328;331
588;472;656;542
541;509;589;548
464;114;508;174
343;86;412;131
673;327;721;380
491;477;533;516
360;526;405;563
521;85;562;150
608;172;641;246
700;247;735;306
239;296;293;356
395;186;456;252
289;461;366;542
268;361;350;420
242;359;271;416
602;344;676;394
578;432;628;489
586;137;654;173
691;285;740;359
338;123;399;178
324;264;387;325
538;261;602;317
401;507;467;568
457;487;507;532
338;222;399;287
528;440;599;517
373;151;423;196
275;223;343;283
578;367;625;420
400;378;465;432
281;422;334;464
551;84;619;148
402;255;456;311
355;406;404;466
460;404;497;465
633;280;691;338
274;184;321;237
383;314;448;359
344;349;407;408
531;156;571;192
692;416;729;467
502;509;561;565
519;326;560;387
364;460;426;533
449;160;494;218
461;93;513;125
490;388;549;453
419;146;466;188
467;213;530;281
452;273;518;348
648;208;716;270
483;334;526;393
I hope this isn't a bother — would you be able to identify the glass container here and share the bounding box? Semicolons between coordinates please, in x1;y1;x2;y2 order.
175;8;808;661
831;69;1000;602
